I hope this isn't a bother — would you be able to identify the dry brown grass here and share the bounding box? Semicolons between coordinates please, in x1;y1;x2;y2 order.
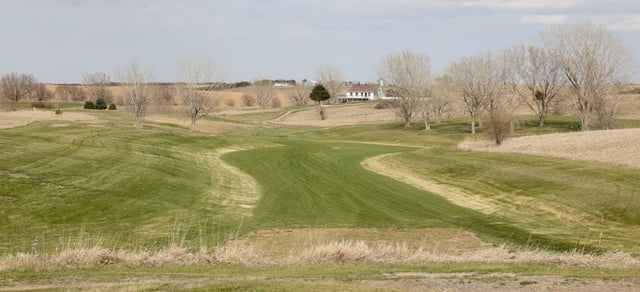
274;103;399;127
2;228;639;272
459;128;640;169
146;115;246;133
0;110;97;129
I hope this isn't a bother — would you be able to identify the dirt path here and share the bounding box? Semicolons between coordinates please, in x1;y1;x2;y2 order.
4;273;640;291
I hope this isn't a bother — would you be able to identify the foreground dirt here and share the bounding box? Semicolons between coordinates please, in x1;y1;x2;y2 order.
3;274;640;291
0;110;97;129
458;128;640;169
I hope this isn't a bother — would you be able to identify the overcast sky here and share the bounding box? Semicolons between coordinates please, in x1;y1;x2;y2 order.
1;0;639;83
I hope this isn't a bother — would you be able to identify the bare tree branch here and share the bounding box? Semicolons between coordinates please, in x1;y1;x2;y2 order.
175;56;223;131
377;50;433;128
117;61;154;129
1;72;36;104
314;66;345;104
541;22;635;130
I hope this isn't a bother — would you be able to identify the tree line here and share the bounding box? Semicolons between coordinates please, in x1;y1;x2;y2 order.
376;22;635;144
1;22;635;136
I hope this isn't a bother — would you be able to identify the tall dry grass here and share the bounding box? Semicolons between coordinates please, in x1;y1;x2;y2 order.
2;239;638;272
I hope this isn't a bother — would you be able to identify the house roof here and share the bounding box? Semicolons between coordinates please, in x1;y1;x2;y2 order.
347;84;379;92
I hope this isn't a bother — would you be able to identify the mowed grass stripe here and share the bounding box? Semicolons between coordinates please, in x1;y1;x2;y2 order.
0;119;231;252
223;139;583;251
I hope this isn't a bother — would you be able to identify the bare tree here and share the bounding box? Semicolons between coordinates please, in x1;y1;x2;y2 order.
431;75;455;124
253;79;275;107
541;22;635;131
56;85;86;102
242;94;256;106
447;53;503;134
1;72;36;103
314;66;345;104
83;72;113;104
377;51;433;128
288;85;310;107
117;61;153;129
507;45;564;128
486;101;511;145
494;49;521;134
32;83;54;102
175;56;222;131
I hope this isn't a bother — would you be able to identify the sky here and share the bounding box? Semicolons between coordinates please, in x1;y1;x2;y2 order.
1;0;639;83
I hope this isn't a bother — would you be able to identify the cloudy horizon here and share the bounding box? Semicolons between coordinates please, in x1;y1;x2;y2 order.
1;0;639;83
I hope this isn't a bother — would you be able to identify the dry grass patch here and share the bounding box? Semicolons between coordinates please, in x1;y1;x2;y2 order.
3;228;640;271
0;110;97;129
227;228;492;262
146;115;245;133
274;103;398;127
363;153;499;215
459;128;640;169
199;147;262;217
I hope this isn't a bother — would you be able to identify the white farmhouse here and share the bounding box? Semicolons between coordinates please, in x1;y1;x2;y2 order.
340;80;391;102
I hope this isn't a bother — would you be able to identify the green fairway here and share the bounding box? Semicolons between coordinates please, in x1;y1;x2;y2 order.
1;110;639;257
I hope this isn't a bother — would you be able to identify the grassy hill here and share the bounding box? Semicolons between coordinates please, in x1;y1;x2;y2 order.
2;104;640;289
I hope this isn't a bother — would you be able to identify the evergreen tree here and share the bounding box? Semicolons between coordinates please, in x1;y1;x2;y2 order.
309;84;331;120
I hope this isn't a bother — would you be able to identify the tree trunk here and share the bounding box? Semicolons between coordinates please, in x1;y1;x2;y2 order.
424;118;430;130
471;114;476;134
538;115;545;128
319;101;325;120
580;115;590;131
191;116;197;131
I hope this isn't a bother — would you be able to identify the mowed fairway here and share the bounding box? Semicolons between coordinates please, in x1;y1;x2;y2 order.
2;106;640;290
223;138;584;251
0;110;247;252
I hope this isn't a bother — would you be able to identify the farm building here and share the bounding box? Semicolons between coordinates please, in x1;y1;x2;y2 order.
340;80;391;102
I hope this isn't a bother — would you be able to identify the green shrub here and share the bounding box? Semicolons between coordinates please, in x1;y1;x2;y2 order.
108;103;117;110
84;101;95;109
55;107;63;115
95;98;107;110
30;101;54;109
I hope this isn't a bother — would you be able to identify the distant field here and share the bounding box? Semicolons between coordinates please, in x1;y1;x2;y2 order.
2;103;640;290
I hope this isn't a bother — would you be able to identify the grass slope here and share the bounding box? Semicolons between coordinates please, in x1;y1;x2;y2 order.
0;111;248;253
1;110;639;256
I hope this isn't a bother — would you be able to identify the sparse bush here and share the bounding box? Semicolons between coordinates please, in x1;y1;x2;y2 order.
225;98;236;107
95;98;107;110
83;101;95;109
374;102;392;109
485;103;511;145
271;97;281;108
30;101;54;109
242;94;255;107
108;103;117;110
55;107;63;115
